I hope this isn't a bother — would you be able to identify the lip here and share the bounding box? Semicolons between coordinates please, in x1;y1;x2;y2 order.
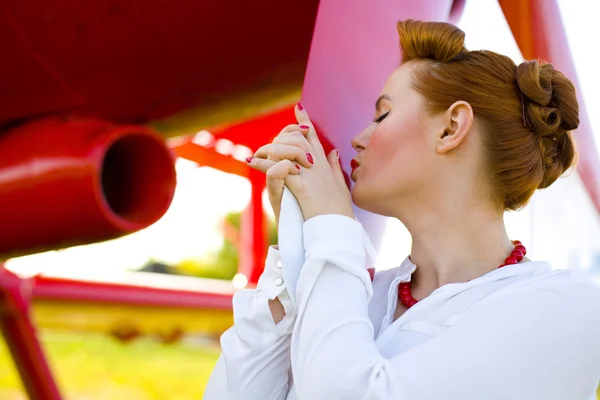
350;159;360;179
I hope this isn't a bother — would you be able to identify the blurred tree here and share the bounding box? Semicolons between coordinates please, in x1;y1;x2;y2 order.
170;210;277;280
138;260;179;275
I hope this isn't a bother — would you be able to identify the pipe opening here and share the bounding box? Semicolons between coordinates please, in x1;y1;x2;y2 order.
101;134;176;225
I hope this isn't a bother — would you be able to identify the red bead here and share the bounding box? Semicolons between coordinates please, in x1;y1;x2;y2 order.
504;256;518;265
512;240;522;246
367;268;375;282
400;291;411;298
511;249;524;262
398;282;417;309
515;244;526;255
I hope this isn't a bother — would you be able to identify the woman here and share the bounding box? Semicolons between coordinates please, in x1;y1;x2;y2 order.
204;20;600;399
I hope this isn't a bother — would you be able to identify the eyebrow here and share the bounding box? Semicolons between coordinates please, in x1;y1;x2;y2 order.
375;94;391;111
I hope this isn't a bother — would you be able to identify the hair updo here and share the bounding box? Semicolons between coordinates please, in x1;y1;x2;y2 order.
397;20;579;210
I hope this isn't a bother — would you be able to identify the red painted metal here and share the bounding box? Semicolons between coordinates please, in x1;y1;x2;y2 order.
173;141;249;178
211;106;299;152
300;0;462;248
0;266;62;400
0;118;176;258
31;274;234;309
499;0;600;215
1;264;237;400
0;1;318;127
6;3;596;400
240;169;267;285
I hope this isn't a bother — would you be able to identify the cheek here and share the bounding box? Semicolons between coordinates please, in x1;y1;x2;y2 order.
365;115;426;182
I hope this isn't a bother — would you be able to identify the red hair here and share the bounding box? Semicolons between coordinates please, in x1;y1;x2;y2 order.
397;20;579;210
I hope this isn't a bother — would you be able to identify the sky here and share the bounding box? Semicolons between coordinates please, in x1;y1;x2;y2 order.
6;0;600;278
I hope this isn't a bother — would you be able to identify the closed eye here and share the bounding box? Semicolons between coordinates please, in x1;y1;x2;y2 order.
373;111;390;123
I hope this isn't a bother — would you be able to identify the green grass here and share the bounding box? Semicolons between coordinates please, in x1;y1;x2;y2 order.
2;332;600;399
0;330;221;400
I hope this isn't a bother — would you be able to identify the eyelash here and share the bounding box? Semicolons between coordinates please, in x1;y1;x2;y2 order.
373;111;390;123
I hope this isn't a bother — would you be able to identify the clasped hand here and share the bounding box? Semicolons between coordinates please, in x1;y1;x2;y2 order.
247;104;354;224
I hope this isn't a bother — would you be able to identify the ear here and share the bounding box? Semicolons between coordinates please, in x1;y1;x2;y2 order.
436;101;473;154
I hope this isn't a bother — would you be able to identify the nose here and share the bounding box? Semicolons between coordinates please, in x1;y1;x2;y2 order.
351;124;373;152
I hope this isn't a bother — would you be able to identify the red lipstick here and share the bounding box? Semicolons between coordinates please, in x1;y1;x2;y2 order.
350;159;360;174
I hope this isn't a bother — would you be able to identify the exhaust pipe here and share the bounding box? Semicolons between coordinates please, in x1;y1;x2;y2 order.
0;118;177;258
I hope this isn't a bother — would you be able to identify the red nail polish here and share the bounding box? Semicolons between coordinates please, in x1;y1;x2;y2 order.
297;102;304;111
245;157;253;163
306;153;314;164
295;164;300;170
299;125;310;130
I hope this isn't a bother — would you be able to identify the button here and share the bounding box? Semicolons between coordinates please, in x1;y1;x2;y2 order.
276;260;282;268
275;278;284;286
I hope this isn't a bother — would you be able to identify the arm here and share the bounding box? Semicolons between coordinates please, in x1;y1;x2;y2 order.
291;215;600;400
204;246;296;400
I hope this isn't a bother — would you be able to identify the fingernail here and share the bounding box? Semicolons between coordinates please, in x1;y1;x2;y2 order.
295;164;300;170
245;157;253;163
306;153;314;164
297;102;304;111
299;125;310;130
335;149;339;161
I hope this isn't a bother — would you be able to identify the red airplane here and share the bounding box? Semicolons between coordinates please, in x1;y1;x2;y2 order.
1;0;598;399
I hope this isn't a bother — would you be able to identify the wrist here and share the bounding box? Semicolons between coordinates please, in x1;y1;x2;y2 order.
303;207;354;221
302;204;354;221
268;298;286;324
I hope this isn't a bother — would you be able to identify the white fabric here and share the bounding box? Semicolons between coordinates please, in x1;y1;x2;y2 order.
278;188;305;304
204;213;600;400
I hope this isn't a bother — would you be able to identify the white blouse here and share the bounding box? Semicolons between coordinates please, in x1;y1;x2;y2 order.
204;213;600;400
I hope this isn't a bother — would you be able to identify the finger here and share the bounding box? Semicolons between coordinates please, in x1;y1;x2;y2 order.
327;149;346;188
273;131;313;157
279;123;312;135
254;143;312;168
266;160;300;202
295;103;325;157
246;157;276;173
294;103;313;131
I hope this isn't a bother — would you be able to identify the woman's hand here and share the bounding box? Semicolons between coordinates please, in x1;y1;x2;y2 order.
247;104;354;222
246;122;313;225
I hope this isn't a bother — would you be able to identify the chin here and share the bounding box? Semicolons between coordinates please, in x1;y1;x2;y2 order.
351;185;377;214
351;183;395;217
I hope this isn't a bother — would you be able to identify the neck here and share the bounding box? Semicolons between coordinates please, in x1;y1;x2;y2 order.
397;197;513;300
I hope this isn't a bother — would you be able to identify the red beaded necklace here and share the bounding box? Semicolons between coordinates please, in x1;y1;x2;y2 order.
398;240;527;309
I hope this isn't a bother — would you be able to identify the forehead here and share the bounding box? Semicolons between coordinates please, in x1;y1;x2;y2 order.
381;62;418;98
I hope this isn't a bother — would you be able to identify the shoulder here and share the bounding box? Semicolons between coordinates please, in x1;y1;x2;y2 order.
486;264;600;333
460;262;600;334
525;265;600;306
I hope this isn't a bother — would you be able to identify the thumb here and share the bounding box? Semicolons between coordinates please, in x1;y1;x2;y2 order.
327;149;346;188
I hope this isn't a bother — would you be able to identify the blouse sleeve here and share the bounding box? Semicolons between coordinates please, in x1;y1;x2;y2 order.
204;246;296;400
290;214;600;400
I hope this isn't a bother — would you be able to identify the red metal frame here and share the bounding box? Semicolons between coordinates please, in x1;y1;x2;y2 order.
0;266;62;400
1;265;237;400
2;2;597;399
31;274;234;308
